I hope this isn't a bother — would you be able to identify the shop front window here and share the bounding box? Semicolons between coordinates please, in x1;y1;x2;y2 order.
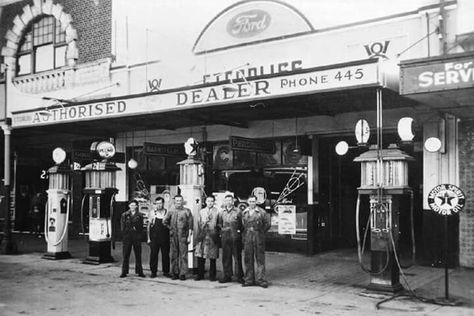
16;15;67;76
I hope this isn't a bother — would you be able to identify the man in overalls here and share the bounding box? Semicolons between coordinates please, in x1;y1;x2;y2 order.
163;195;193;280
218;194;243;283
242;195;271;288
147;197;170;278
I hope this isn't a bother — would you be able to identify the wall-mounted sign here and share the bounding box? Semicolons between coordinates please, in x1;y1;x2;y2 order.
143;142;185;157
193;1;313;54
427;184;466;216
277;204;296;235
12;59;383;128
227;9;271;38
230;136;275;154
400;54;474;94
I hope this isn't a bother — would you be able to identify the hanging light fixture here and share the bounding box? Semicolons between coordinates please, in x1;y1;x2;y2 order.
128;131;138;169
293;117;300;153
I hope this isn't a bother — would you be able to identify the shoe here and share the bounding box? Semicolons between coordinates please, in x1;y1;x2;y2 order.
150;273;157;278
179;275;186;281
257;282;268;288
171;274;179;280
163;273;171;278
137;273;146;278
119;274;127;278
241;282;253;287
237;278;244;284
209;276;217;282
219;278;231;283
194;275;203;281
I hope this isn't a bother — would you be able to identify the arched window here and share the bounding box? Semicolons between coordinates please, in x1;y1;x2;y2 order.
16;15;67;76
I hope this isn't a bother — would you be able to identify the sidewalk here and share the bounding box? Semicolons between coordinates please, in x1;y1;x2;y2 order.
2;233;474;314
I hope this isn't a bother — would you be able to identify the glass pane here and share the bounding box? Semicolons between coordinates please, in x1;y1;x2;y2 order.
17;54;32;75
55;45;67;68
55;20;66;43
33;16;54;46
35;44;54;72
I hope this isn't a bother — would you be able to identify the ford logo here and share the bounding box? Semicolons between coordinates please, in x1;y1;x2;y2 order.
227;10;271;38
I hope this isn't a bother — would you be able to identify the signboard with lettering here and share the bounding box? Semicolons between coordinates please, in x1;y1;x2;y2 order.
12;59;383;128
427;184;466;216
400;54;474;94
230;136;275;154
143;142;185;157
277;204;296;235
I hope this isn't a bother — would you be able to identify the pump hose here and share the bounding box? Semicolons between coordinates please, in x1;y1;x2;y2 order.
375;219;453;309
355;193;390;274
44;194;70;247
109;193;116;249
80;194;87;240
398;190;416;269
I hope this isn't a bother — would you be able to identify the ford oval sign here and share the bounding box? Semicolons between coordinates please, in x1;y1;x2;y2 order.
227;10;271;38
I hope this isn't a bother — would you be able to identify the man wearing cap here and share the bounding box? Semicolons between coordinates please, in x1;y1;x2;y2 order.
163;195;193;280
242;195;271;288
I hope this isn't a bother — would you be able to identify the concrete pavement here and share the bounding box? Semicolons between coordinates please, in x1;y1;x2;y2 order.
0;233;473;315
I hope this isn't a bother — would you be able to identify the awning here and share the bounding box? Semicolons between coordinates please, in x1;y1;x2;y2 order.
400;52;474;119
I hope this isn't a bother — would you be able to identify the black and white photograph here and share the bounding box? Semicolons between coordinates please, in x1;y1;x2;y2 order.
0;0;474;315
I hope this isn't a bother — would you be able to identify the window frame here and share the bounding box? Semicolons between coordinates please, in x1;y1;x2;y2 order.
16;15;68;76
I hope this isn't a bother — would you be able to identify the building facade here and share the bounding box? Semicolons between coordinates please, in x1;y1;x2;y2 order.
0;0;473;267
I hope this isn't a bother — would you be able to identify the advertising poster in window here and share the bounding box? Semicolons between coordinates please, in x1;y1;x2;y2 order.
277;204;296;234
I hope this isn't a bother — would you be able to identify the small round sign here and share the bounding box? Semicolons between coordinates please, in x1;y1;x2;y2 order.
427;184;465;216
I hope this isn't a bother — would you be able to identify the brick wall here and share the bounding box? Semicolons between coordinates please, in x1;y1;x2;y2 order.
0;0;112;66
459;120;474;268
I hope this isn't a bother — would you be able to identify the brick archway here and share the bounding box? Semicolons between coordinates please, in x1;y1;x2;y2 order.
1;0;79;76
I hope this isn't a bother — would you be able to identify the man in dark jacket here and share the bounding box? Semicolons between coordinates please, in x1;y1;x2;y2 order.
120;200;145;278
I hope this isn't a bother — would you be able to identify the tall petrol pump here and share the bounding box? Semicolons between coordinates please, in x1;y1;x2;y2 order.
43;147;72;260
81;141;120;264
177;138;205;271
354;144;414;292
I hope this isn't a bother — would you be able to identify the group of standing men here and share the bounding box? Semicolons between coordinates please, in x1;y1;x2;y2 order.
119;194;271;288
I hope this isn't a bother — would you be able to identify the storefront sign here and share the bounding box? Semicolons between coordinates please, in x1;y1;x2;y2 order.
230;136;275;154
12;59;382;128
227;10;271;38
277;204;296;234
427;184;466;216
401;55;474;94
143;142;185;157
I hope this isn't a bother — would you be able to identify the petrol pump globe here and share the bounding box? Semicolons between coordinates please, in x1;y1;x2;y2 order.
335;141;349;156
397;117;415;143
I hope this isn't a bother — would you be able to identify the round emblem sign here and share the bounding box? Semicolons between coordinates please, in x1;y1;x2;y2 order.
427;184;465;216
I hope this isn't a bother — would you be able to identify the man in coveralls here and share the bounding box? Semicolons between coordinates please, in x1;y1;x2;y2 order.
120;200;145;278
147;197;170;278
163;195;193;280
218;194;243;283
194;195;220;281
242;195;271;288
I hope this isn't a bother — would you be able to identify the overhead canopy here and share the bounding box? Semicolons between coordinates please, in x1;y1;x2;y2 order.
400;52;474;119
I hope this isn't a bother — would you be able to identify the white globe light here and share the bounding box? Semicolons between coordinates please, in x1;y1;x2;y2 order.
128;158;138;169
52;147;67;164
397;117;415;141
355;119;370;144
424;137;442;152
335;141;349;156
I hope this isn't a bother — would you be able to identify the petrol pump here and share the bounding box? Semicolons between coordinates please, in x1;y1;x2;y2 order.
177;138;205;271
43;147;72;260
354;144;414;292
81;141;120;264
